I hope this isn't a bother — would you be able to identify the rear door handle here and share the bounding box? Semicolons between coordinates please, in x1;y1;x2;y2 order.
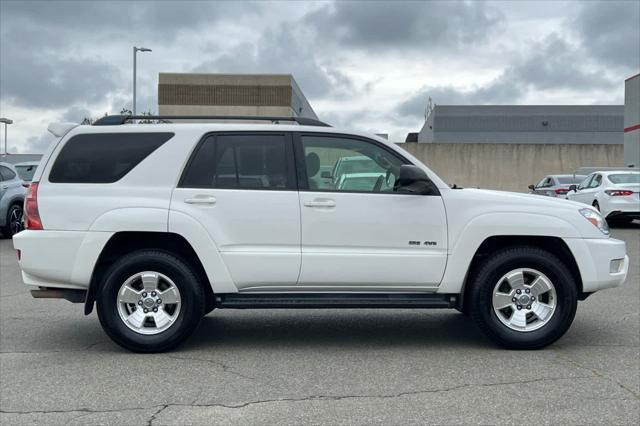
184;195;217;205
304;199;336;208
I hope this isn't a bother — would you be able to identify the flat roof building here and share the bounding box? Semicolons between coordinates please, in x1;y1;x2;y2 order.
624;74;640;167
158;73;318;120
417;105;624;144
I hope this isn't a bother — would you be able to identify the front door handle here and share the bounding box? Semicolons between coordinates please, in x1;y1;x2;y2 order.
184;195;217;205
304;199;336;208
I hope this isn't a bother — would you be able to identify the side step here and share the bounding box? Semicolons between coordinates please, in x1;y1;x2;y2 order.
31;288;86;303
216;293;457;309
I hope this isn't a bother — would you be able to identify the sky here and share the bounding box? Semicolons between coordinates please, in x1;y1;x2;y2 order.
0;0;639;153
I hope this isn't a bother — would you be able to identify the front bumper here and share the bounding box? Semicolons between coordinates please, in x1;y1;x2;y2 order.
563;237;629;293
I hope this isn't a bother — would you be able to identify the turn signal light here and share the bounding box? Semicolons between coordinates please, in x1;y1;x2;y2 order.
605;190;634;196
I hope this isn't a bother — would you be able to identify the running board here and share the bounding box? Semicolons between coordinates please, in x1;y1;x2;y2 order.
216;293;457;309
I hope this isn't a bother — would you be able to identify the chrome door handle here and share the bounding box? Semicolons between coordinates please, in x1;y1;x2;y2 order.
304;199;336;208
184;196;216;205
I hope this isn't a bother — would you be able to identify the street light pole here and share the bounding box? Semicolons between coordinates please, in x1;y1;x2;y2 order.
0;118;13;157
132;46;152;117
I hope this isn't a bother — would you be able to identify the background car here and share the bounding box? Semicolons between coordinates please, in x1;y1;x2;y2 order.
528;174;586;198
14;161;40;186
0;162;26;238
567;171;640;224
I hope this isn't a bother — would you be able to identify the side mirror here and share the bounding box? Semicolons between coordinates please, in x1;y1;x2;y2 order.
394;165;439;195
528;184;535;191
321;171;332;179
569;184;578;192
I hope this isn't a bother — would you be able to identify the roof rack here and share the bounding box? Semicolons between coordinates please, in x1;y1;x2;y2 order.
92;115;331;127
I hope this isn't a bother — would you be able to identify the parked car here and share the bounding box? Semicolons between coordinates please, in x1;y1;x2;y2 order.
0;162;26;238
528;174;586;198
567;171;640;224
13;116;628;352
14;161;40;186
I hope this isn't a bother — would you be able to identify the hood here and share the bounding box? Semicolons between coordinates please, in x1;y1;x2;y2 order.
459;188;591;212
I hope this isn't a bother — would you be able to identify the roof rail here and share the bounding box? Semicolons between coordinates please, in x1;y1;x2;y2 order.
92;115;331;127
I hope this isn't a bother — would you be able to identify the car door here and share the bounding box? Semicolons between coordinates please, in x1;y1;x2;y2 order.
170;132;301;290
296;133;448;290
578;174;601;205
569;174;594;204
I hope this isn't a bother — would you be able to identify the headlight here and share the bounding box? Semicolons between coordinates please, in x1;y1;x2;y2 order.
579;208;609;235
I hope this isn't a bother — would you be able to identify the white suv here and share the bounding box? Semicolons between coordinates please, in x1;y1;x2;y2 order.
13;115;629;352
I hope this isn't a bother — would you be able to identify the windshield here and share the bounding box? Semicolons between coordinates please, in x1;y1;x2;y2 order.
608;173;640;184
557;176;585;184
15;164;37;181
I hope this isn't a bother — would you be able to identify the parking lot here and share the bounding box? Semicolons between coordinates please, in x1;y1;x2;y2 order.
0;225;638;425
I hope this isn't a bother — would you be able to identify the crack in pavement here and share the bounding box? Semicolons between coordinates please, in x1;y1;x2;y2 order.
1;374;599;422
554;351;640;400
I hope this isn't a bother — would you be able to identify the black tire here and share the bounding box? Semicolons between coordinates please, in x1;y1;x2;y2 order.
592;201;600;211
96;250;205;353
1;204;23;239
469;246;578;349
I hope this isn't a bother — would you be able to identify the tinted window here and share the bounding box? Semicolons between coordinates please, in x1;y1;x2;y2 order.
301;136;404;193
181;134;291;190
608;173;640;184
589;174;602;188
49;133;173;183
0;166;16;181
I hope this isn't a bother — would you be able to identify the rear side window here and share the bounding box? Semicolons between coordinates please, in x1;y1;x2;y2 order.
0;165;16;181
181;133;293;190
49;132;174;183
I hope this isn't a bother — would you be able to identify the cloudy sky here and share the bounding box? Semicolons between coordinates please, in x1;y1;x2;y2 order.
1;0;639;152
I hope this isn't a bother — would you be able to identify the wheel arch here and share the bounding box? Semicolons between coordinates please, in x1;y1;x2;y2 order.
457;235;583;313
84;231;214;315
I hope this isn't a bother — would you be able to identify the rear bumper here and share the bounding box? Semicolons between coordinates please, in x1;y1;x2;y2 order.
12;230;113;290
563;237;629;292
606;211;640;220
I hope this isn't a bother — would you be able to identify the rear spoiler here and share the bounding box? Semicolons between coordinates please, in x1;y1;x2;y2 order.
47;122;78;138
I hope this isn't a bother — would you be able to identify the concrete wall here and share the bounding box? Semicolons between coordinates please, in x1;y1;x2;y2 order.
399;143;624;192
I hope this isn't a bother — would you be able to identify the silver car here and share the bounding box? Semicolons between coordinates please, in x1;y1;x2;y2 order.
528;174;586;198
0;162;26;238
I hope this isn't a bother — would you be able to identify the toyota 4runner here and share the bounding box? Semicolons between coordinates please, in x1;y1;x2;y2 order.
13;115;629;352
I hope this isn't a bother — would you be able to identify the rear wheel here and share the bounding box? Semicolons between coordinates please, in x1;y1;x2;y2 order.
469;246;577;349
1;204;23;239
97;250;205;352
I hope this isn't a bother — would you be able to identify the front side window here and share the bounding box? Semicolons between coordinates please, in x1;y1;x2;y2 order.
578;175;593;190
589;175;602;188
301;136;404;193
49;133;174;183
181;133;292;190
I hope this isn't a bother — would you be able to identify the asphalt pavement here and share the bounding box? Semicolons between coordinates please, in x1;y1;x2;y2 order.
1;225;638;425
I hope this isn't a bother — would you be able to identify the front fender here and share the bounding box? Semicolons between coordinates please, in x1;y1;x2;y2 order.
437;212;581;293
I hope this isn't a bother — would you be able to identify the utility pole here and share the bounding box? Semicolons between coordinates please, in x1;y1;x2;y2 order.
132;46;152;117
0;118;13;156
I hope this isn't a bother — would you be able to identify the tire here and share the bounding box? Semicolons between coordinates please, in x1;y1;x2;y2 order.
96;250;205;353
1;204;23;239
592;201;600;211
469;246;577;349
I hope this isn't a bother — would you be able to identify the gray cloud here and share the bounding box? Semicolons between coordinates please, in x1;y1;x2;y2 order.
193;25;354;99
573;0;640;70
397;33;620;117
306;1;504;50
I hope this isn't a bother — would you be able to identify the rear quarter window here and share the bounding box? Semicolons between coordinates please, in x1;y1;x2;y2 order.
49;132;174;183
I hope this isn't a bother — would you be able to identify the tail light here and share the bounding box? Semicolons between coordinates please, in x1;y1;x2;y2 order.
24;182;43;230
605;189;634;197
555;188;569;195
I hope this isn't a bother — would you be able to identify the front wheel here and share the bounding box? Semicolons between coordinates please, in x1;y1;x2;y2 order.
96;250;205;352
469;246;577;349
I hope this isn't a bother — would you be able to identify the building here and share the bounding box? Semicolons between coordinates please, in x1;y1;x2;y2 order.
417;105;624;144
624;74;640;167
0;153;42;165
158;73;318;120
